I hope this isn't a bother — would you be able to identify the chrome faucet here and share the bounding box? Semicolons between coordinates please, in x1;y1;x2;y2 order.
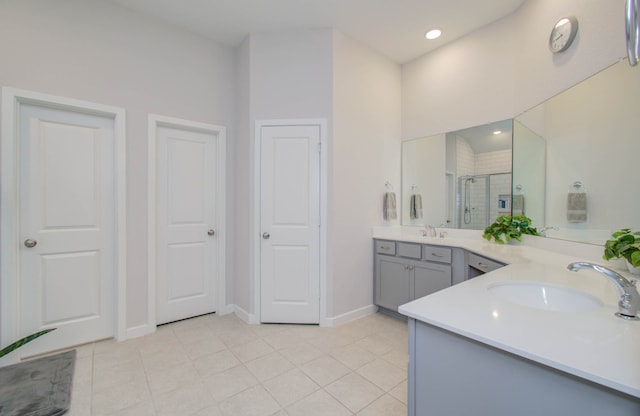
567;262;640;320
538;226;559;237
421;225;436;237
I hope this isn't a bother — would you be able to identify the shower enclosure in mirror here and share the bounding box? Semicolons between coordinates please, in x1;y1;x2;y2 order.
458;172;511;230
402;120;513;230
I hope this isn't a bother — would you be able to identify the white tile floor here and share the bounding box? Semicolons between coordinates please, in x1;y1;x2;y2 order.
66;312;409;416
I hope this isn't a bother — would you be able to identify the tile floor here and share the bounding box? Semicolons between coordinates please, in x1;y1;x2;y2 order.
66;312;409;416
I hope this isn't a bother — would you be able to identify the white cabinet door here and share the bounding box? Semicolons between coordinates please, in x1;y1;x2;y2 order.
155;125;220;325
260;125;320;324
17;103;116;356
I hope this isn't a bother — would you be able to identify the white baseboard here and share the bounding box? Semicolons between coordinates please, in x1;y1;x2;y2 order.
122;323;155;341
321;304;378;327
216;304;235;316
232;304;259;324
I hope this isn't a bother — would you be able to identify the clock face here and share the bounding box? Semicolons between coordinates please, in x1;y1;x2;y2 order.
549;16;578;53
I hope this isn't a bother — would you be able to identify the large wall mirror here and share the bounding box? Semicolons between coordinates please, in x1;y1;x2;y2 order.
402;120;515;230
402;59;639;246
515;59;640;245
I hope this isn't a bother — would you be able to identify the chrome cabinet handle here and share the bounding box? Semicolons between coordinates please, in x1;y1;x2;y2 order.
208;229;215;236
24;239;37;248
262;232;270;240
476;262;488;269
431;253;444;257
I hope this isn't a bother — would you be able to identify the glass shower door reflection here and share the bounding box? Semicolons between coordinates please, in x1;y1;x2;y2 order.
457;173;513;230
458;175;488;230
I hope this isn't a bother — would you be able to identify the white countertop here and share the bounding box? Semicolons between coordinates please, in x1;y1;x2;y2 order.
374;229;640;399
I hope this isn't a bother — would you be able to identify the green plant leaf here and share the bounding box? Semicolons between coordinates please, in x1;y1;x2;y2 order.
482;215;537;244
602;228;640;264
0;328;56;358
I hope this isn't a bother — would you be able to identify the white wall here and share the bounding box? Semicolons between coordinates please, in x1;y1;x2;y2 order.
234;38;252;313
0;0;236;330
402;0;627;141
332;31;402;319
402;15;517;140
512;0;625;111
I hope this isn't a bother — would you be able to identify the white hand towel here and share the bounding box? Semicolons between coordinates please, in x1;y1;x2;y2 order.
567;192;587;223
512;194;525;216
383;192;397;221
410;194;423;220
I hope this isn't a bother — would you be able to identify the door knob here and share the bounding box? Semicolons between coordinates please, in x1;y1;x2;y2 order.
24;239;37;248
208;229;215;236
262;232;270;240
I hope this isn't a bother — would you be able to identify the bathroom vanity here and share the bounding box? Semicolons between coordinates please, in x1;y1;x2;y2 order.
375;231;640;415
374;240;458;316
373;238;504;316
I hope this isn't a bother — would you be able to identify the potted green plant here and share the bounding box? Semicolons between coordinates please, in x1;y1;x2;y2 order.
603;228;640;275
482;215;539;244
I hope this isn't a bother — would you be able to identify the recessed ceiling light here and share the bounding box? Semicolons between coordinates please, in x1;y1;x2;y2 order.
493;130;502;135
425;29;442;40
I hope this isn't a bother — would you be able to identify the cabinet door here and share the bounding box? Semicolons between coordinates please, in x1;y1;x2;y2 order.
413;261;452;300
375;255;411;311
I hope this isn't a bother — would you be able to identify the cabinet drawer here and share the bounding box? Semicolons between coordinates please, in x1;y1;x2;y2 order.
468;252;505;273
375;240;396;255
422;245;452;264
397;243;422;259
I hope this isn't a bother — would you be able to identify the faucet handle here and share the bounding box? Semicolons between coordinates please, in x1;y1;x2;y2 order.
620;293;633;313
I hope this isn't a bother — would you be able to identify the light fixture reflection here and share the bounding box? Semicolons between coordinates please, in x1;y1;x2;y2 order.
492;310;500;319
425;29;442;40
493;130;502;135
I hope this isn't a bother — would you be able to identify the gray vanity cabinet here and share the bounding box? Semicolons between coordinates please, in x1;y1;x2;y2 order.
374;239;452;314
375;255;412;311
413;261;451;299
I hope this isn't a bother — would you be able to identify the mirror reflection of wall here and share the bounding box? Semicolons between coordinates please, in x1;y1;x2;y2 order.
402;120;513;230
512;120;546;228
515;60;640;245
402;134;446;227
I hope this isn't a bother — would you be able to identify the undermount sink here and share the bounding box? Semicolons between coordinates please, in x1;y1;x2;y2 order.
488;282;603;313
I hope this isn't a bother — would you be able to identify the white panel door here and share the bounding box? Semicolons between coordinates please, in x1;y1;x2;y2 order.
156;125;219;324
260;125;320;324
17;103;116;356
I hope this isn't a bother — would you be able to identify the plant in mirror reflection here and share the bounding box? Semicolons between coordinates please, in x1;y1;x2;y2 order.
482;215;538;244
603;228;640;268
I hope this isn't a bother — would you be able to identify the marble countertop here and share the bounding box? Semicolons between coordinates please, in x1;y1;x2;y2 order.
374;229;640;399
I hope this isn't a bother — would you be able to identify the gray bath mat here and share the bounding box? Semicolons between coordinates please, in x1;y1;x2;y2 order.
0;349;75;416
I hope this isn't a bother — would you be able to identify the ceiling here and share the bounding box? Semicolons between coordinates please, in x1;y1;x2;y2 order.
454;119;513;153
108;0;525;63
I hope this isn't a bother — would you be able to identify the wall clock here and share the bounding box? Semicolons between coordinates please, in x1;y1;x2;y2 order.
549;16;579;53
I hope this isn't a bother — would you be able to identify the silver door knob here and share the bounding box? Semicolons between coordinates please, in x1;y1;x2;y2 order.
262;232;270;240
208;229;215;236
24;239;37;248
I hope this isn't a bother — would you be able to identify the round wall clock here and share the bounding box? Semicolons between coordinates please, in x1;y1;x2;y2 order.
549;16;579;53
